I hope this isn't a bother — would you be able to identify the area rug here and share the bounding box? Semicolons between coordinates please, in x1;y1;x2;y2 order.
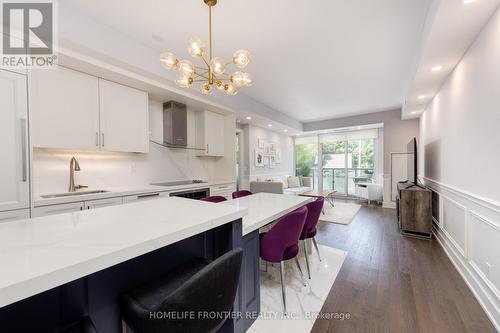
319;202;361;225
248;245;347;333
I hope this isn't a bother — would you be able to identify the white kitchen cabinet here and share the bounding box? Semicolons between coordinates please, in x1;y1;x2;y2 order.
210;183;236;200
30;67;100;150
0;209;29;223
0;70;30;212
30;68;149;153
196;110;225;157
98;79;149;153
85;197;123;210
123;191;169;203
33;202;85;217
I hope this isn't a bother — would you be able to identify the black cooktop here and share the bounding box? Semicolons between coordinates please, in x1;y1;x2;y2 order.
152;180;207;187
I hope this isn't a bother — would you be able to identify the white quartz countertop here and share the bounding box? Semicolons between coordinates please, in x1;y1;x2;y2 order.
0;197;247;308
34;180;235;207
222;193;313;236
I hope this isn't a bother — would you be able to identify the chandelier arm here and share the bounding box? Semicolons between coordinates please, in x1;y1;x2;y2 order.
193;79;210;83
209;5;213;61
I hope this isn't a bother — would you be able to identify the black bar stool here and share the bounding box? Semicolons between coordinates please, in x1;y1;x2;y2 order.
120;248;243;333
59;316;98;333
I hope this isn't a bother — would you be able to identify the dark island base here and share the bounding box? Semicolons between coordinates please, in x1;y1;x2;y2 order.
0;219;262;333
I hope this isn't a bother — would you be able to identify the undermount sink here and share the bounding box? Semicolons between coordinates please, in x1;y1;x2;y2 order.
40;190;110;199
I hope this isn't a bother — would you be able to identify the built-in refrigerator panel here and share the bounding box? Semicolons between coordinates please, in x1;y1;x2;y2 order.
0;69;30;215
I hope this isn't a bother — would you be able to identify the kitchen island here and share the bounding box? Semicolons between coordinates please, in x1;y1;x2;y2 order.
0;197;247;333
0;193;312;333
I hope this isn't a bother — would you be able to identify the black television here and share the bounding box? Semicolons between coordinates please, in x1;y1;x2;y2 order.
407;137;418;185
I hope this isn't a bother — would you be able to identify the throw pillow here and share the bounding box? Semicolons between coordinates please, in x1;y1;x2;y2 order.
288;176;300;188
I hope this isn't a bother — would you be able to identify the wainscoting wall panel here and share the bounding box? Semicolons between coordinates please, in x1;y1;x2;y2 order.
442;196;468;257
424;177;500;332
468;212;500;299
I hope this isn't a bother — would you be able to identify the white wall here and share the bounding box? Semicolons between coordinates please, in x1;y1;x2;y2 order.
239;125;294;190
32;100;235;195
419;7;500;330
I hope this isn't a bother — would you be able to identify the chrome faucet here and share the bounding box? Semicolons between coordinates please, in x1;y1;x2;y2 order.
68;157;87;192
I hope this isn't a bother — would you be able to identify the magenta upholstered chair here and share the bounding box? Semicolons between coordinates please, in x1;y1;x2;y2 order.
300;197;324;279
232;190;252;199
260;206;308;312
200;196;227;203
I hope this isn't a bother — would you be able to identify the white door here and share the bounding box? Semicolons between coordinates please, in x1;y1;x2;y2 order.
98;79;149;153
30;67;100;150
33;202;85;217
0;209;29;223
0;70;30;212
85;197;123;210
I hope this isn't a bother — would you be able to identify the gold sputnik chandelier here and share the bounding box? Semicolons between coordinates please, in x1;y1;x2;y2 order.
159;0;252;96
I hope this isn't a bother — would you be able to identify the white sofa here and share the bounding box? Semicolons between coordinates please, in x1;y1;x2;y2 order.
250;175;312;195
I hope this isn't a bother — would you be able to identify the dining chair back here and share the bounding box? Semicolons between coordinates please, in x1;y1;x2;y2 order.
232;190;252;199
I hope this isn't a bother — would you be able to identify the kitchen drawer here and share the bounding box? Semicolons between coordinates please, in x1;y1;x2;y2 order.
210;183;235;193
33;202;85;217
0;209;29;223
123;191;169;203
85;197;123;210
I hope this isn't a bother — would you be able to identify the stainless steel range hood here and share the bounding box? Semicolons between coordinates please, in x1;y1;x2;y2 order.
163;101;187;147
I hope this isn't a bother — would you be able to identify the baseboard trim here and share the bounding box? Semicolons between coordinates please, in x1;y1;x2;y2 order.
382;201;396;209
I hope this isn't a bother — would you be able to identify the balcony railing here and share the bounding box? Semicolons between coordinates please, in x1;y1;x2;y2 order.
296;167;374;196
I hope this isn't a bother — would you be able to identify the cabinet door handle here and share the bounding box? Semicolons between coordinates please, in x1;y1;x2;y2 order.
95;132;99;147
20;119;27;182
102;133;105;147
206;144;209;154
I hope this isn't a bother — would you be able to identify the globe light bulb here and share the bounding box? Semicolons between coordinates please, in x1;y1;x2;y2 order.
176;74;193;88
231;71;252;88
209;57;226;75
224;83;238;96
200;83;212;96
232;49;251;68
178;60;195;76
159;52;178;70
187;36;205;57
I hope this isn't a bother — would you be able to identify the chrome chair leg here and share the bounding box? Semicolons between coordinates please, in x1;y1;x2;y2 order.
312;237;322;262
279;261;287;313
295;257;307;286
265;260;268;272
303;240;311;279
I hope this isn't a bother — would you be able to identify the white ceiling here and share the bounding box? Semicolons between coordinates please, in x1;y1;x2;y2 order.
63;0;432;122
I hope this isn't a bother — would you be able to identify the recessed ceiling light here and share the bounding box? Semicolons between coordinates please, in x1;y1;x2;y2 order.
267;124;273;127
431;65;443;72
418;95;426;100
411;111;417;115
464;0;476;4
283;129;288;133
246;116;252;120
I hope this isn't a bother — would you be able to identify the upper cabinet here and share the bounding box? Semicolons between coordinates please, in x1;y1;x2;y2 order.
98;79;149;153
30;67;100;150
30;67;149;153
196;110;225;157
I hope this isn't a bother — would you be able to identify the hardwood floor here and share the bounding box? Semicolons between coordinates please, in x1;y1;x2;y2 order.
311;204;496;333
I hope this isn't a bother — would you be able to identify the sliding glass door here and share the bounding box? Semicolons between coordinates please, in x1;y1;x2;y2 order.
295;129;378;196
